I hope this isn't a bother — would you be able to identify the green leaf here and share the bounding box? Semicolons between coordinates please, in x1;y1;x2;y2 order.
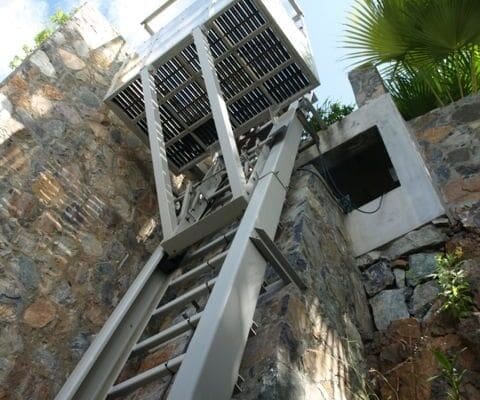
343;0;480;119
433;350;452;371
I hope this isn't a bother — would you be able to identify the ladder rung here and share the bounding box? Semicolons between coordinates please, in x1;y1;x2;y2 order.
153;279;216;318
132;312;202;356
107;353;184;398
171;250;227;288
185;228;237;260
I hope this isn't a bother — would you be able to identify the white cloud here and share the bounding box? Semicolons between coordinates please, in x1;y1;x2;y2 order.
0;0;49;80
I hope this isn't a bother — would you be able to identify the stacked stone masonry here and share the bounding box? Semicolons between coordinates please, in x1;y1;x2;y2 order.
358;221;480;400
353;89;480;399
0;5;374;399
411;93;480;219
235;168;373;400
0;5;162;399
1;4;480;400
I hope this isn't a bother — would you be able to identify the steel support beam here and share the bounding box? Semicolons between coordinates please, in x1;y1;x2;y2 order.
168;103;304;400
251;227;307;291
141;67;177;239
193;27;247;199
54;246;169;400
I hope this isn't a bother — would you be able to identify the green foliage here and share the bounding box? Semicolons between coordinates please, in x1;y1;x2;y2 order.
9;9;71;70
309;98;355;131
8;56;24;70
344;0;480;119
429;348;467;400
34;29;54;47
50;10;71;25
433;247;473;319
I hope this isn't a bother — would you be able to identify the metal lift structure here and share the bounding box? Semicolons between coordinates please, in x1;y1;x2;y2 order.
56;0;319;398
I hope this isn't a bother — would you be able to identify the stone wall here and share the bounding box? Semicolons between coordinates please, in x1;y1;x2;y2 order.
348;64;387;108
409;93;480;224
0;5;161;399
352;94;480;400
237;167;373;400
346;66;480;400
357;220;480;400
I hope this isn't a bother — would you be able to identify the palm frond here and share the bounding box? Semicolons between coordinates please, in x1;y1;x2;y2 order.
343;0;480;118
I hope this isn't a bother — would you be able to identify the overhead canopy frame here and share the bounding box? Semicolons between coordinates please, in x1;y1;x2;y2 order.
105;0;319;173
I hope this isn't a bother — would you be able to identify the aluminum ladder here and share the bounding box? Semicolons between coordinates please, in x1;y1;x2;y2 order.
55;103;307;400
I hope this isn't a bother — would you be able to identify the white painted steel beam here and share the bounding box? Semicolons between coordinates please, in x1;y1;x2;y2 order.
167;103;304;400
251;227;307;291
141;67;178;239
193;27;247;199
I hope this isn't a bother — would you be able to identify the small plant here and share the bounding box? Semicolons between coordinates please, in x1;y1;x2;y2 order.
433;247;473;319
9;9;71;70
429;348;467;400
50;10;71;26
309;98;355;131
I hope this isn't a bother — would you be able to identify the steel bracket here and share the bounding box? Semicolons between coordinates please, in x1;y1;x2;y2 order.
250;228;307;291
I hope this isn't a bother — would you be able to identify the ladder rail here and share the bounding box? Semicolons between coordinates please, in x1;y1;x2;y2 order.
54;246;170;400
168;103;303;399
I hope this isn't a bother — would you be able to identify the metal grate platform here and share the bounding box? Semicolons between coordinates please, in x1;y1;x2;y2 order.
106;0;318;172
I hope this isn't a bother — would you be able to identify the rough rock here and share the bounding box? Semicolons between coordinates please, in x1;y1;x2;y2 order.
23;299;56;328
29;50;56;78
417;125;453;144
0;5;164;398
458;313;480;347
356;224;447;265
11;255;39;291
444;175;480;204
0;305;16;323
58;48;86;70
455;201;480;233
462;258;480;308
78;88;100;108
384;226;446;259
409;280;440;317
7;190;37;219
362;260;395;296
30;94;52;116
393;268;406;288
40;85;63;101
370;289;410;331
406;253;439;286
80;232;103;256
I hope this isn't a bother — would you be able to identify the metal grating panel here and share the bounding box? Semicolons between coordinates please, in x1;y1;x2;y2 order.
109;0;318;171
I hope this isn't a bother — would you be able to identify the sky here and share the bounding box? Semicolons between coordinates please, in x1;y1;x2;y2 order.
0;0;356;104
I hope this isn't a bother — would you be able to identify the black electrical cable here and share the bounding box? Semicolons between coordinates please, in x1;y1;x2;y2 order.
355;193;384;214
315;154;345;200
296;167;342;207
296;167;385;215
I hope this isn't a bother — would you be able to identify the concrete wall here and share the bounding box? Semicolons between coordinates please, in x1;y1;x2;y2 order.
321;93;445;256
0;5;161;398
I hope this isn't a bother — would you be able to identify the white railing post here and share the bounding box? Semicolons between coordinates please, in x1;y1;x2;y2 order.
141;67;177;239
193;27;247;199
